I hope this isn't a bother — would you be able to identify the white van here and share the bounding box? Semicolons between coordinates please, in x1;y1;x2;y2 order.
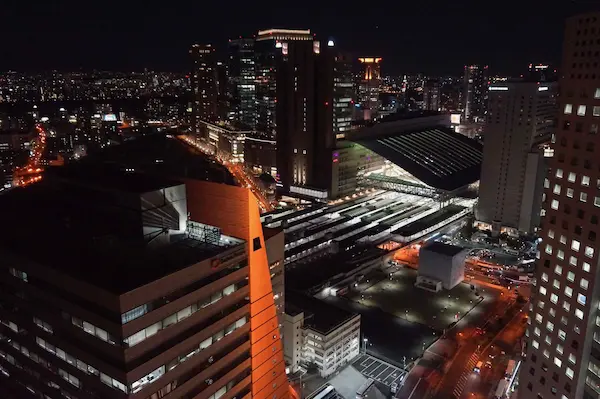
473;361;483;373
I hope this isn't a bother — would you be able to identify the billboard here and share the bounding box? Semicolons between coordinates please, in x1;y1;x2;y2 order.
450;114;461;125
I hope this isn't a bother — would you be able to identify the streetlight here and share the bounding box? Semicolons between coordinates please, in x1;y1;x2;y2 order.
363;337;368;354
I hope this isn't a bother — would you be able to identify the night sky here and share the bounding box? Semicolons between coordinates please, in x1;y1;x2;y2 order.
1;0;597;75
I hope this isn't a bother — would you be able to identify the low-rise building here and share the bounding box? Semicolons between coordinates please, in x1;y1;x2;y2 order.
284;293;360;377
416;242;468;291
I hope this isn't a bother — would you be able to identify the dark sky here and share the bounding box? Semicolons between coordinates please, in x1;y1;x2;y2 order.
1;0;597;75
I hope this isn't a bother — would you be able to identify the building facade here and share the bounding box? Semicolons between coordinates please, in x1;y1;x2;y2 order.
423;79;441;111
0;170;292;399
476;80;557;235
190;44;219;131
357;58;382;120
228;39;256;130
519;12;600;399
462;64;489;122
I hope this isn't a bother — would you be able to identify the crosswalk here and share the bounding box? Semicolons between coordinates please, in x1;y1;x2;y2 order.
452;353;479;398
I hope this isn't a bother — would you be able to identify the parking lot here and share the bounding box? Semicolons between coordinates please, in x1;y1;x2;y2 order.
352;354;406;387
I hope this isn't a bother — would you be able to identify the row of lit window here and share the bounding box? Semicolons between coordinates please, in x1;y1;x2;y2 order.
125;282;239;347
544;241;595;259
63;312;120;346
563;102;600;117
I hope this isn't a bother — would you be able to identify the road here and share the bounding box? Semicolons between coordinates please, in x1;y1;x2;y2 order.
177;134;273;212
13;124;46;187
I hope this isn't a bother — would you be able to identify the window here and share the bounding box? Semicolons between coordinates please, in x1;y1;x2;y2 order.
566;367;574;379
565;104;573;114
558;330;567;340
563;301;571;312
595;88;600;99
556;168;564;178
565;286;573;298
577;294;587;306
542;272;549;282
253;237;262;251
533;340;540;349
560;235;567;244
595;196;600;207
558;250;565;260
545;244;553;255
549;230;555;239
536;313;543;323
583;262;591;272
555;357;563;367
572;240;581;251
578;105;587;116
551;200;559;210
594;106;600;116
569;256;578;266
582;176;590;186
555;265;563;275
546;335;552;344
553;184;561;194
581;192;588;202
567;271;575;282
585;246;595;258
569;353;576;364
581;278;589;290
551;294;559;304
592;124;599;134
568;172;576;182
540;286;547;295
8;268;28;282
547;321;554;332
554;279;561;289
567;188;574;198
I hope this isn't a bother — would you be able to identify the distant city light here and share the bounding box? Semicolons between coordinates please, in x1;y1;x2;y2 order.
327;40;334;47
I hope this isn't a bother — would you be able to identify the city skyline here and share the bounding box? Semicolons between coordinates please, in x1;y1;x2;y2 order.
1;1;596;75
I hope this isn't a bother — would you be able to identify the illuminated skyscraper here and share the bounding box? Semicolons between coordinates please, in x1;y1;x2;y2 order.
255;29;313;139
190;44;218;131
423;79;441;111
357;57;382;120
462;64;488;122
228;38;256;129
518;12;600;399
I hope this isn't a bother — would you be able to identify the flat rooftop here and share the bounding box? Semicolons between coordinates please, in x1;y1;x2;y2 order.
422;241;465;257
0;174;242;295
286;291;358;335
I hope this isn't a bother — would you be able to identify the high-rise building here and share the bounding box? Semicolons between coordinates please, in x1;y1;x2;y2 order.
476;79;557;235
190;44;218;131
0;165;292;399
255;29;313;139
228;38;257;129
332;51;355;140
423;79;441;111
357;57;382;120
216;61;229;122
527;63;558;82
518;12;600;399
462;64;489;122
275;38;339;193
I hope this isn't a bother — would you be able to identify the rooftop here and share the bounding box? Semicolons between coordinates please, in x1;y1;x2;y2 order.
353;126;483;191
421;241;466;257
286;291;358;335
0;169;242;295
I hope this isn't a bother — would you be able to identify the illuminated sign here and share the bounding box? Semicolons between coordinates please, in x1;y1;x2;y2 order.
327;40;334;47
538;86;549;91
358;57;382;63
103;114;117;122
489;87;509;91
450;114;461;124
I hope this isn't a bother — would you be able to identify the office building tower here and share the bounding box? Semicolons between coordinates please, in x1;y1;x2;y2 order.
462;64;489;122
527;63;558;82
0;165;291;399
255;29;313;139
216;61;229;122
518;12;600;399
190;44;218;131
228;38;257;129
357;57;382;120
275;38;337;193
332;51;355;140
476;79;557;235
423;79;441;111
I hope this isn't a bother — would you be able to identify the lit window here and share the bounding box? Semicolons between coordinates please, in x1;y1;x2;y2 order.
595;88;600;99
564;104;573;114
569;353;576;364
581;278;589;290
560;235;567;244
565;286;573;298
553;279;561;289
551;199;559;210
566;367;574;379
577;294;586;306
551;294;559;304
549;230;555;239
544;349;550;358
595;196;600;207
585;246;595;258
545;335;552;344
536;313;543;323
568;172;576;183
546;321;554;332
567;271;575;282
583;262;591;272
563;301;571;311
567;188;574;198
540;286;547;295
575;309;584;320
554;357;563;367
557;250;565;260
533;340;540;349
545;244;553;255
542;273;549;282
534;327;541;336
594;106;600;116
556;169;563;178
557;344;564;355
553;184;561;194
558;330;566;340
555;265;563;275
569;256;577;266
582;176;590;186
572;240;581;252
549;308;556;317
580;192;588;202
577;105;587;116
